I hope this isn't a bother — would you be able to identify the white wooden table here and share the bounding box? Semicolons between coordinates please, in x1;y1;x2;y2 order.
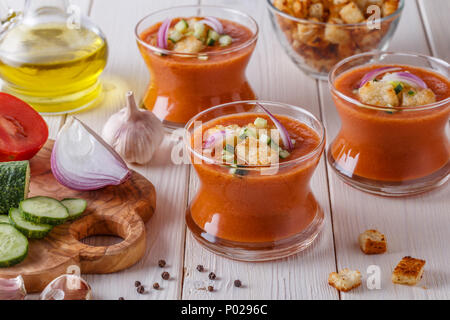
9;0;448;300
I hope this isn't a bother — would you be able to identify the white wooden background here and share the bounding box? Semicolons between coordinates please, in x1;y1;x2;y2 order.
6;0;448;300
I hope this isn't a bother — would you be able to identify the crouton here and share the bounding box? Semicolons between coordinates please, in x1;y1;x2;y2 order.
309;3;325;20
296;20;323;44
339;2;365;23
402;88;436;107
333;0;350;5
392;256;426;286
328;268;362;292
359;229;387;254
358;80;399;107
324;21;351;44
173;35;205;54
382;0;399;17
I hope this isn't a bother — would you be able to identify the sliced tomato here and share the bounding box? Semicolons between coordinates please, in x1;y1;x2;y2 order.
0;93;48;161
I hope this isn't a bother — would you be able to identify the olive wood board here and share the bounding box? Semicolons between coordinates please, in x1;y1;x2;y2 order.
0;140;157;293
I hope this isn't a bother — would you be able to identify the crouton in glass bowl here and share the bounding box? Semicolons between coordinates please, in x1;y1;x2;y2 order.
267;0;404;80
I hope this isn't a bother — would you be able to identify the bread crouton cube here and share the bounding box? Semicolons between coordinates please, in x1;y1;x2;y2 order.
296;21;322;44
402;88;436;107
328;268;362;292
324;23;350;44
392;256;426;286
358;80;399;107
309;3;324;20
382;0;399;17
359;229;387;254
333;0;350;5
174;35;205;54
340;2;365;23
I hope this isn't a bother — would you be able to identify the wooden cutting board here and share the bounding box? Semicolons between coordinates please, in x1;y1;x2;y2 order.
0;140;156;293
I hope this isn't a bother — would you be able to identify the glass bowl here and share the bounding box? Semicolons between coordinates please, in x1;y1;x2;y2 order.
184;100;326;261
328;51;449;196
267;0;404;80
135;5;258;128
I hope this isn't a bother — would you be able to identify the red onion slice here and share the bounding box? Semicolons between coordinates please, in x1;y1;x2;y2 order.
157;18;172;49
204;16;224;34
256;103;293;151
199;19;221;33
382;71;428;89
203;130;226;149
359;67;402;88
51;117;130;191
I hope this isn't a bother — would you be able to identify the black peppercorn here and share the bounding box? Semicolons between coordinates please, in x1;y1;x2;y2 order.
208;272;216;280
207;286;214;292
134;281;141;287
137;285;145;294
234;280;242;288
158;260;166;268
196;265;204;272
153;282;160;290
118;297;125;300
161;271;170;280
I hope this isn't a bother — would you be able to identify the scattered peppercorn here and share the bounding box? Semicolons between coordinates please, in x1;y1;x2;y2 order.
118;297;125;300
161;271;170;280
234;280;242;288
207;286;214;292
137;285;145;294
208;272;216;280
153;282;160;290
158;259;166;268
134;281;141;287
196;265;204;272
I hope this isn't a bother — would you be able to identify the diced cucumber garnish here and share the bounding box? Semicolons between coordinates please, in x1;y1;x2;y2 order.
254;117;267;129
279;149;290;159
61;198;87;221
193;22;206;40
259;133;271;145
20;196;69;226
175;19;188;33
0;215;10;225
9;208;53;239
168;30;183;43
0;223;28;268
207;30;220;46
219;35;232;46
229;165;247;176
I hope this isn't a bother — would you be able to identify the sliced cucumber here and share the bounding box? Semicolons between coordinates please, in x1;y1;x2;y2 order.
61;198;87;221
279;149;290;159
219;35;232;46
206;30;219;46
9;208;53;239
259;133;271;145
0;215;10;225
0;161;30;214
20;196;69;225
175;19;188;33
254;117;267;129
0;223;28;268
168;30;183;43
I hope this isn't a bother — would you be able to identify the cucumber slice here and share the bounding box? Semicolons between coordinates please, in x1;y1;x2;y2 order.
279;149;290;159
61;198;87;221
0;161;30;214
0;215;10;224
0;223;28;268
20;197;69;225
259;133;271;145
175;19;188;33
219;35;232;46
9;208;53;239
254;117;268;129
207;30;219;46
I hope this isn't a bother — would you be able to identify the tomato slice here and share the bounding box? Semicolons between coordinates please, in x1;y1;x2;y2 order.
0;93;48;161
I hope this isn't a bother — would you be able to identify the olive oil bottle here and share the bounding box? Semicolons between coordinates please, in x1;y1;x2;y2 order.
0;0;108;114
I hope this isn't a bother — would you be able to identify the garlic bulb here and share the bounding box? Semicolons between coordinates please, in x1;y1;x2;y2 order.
102;91;164;164
0;276;26;300
40;274;92;300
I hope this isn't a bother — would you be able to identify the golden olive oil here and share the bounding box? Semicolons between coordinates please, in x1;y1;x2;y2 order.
0;23;107;114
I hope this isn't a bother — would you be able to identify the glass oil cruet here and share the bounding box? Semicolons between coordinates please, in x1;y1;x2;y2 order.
0;0;108;114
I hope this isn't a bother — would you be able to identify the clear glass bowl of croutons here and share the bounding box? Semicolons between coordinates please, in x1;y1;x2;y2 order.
267;0;404;80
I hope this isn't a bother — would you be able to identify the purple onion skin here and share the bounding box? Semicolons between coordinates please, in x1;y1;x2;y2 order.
256;103;293;151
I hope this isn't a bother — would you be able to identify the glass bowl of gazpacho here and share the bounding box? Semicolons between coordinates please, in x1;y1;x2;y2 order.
184;101;326;261
328;52;449;196
135;6;258;128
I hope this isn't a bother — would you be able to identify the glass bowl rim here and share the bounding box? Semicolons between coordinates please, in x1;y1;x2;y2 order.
266;0;404;27
134;4;259;58
183;100;326;170
328;51;450;112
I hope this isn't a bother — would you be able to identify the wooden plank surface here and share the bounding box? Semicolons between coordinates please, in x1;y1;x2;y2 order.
182;0;338;300
318;0;450;300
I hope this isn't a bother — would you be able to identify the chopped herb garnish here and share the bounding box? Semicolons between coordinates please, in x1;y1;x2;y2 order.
394;84;403;94
408;90;415;96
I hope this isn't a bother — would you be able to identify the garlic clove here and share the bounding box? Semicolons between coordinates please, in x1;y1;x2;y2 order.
0;276;27;300
40;274;92;300
102;91;164;165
